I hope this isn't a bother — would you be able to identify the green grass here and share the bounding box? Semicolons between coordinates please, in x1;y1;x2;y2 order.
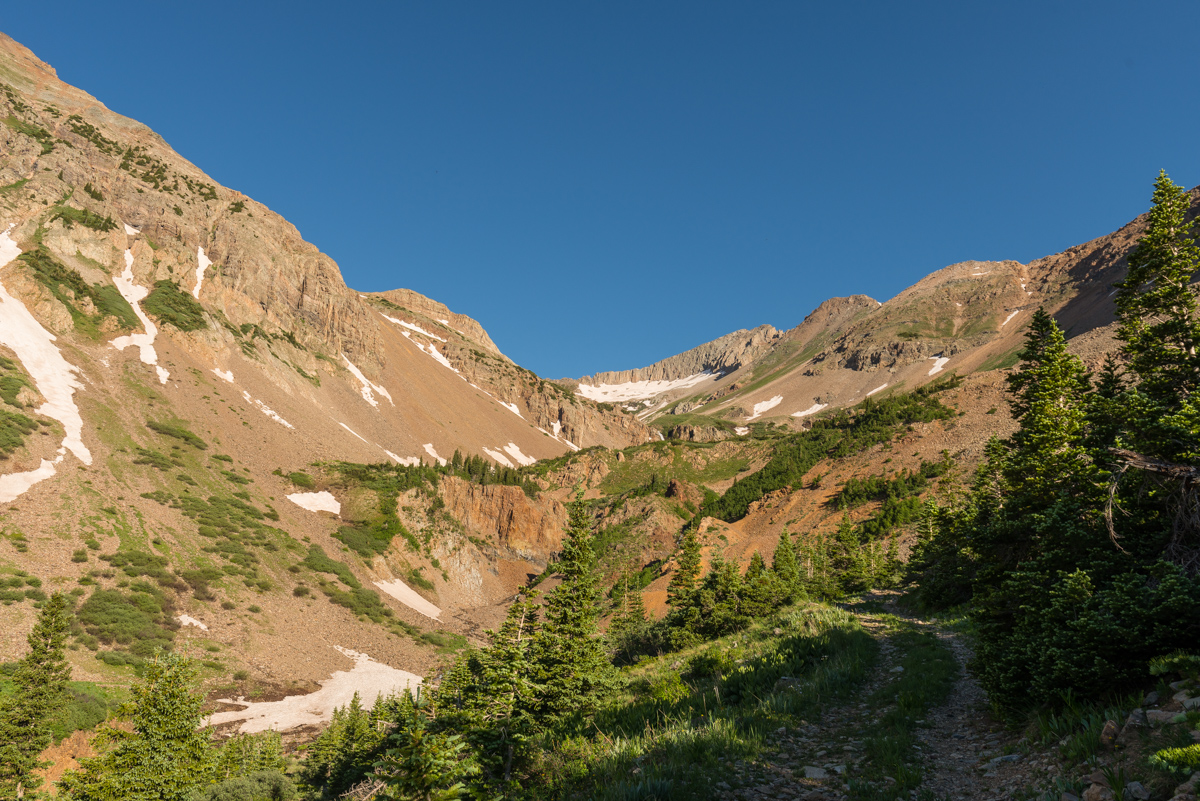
50;204;116;232
142;280;207;331
554;604;877;800
16;246;139;337
844;615;958;800
596;441;757;496
3;114;55;154
0;407;42;458
74;583;177;658
146;420;208;449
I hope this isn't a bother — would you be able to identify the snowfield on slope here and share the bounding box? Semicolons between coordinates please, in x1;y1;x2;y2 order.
0;227;93;501
286;491;341;515
747;395;783;420
374;580;442;619
205;647;420;733
343;356;394;407
576;372;717;402
110;249;170;384
791;402;827;418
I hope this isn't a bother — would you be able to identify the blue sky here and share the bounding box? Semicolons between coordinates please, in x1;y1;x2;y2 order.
5;3;1199;377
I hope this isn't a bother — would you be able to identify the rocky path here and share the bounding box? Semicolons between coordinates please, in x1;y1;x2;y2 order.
724;596;1061;801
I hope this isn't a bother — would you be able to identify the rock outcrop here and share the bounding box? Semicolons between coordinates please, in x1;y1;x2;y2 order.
581;324;781;386
438;476;568;562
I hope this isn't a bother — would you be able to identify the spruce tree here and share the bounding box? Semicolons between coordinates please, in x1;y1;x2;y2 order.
769;527;801;602
59;652;214;801
1003;308;1095;509
1116;170;1200;409
740;551;776;618
530;492;613;722
666;527;701;609
0;592;72;800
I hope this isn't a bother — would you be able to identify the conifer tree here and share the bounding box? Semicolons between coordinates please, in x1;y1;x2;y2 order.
1116;170;1200;409
1003;308;1095;508
59;652;214;801
740;551;776;617
0;592;72;800
530;491;613;722
666;527;702;609
769;527;800;602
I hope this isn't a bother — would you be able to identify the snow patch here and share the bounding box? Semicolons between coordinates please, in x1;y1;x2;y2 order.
928;357;950;376
0;460;58;504
437;318;449;325
866;383;888;397
563;439;580;451
287;491;340;515
734;426;750;436
374;580;442;620
1000;310;1020;327
343;355;394;407
423;444;447;467
339;423;369;444
499;401;522;418
382;315;446;342
242;391;294;429
503;443;536;466
193;247;212;299
211;368;234;383
123;223;140;235
111;249;169;384
0;227;93;501
385;451;421;467
206;646;421;734
576;372;717;403
483;447;514;468
177;615;208;631
791;403;827;418
746;395;784;421
551;421;562;437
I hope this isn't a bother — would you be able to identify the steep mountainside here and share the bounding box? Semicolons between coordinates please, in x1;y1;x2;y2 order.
0;32;652;693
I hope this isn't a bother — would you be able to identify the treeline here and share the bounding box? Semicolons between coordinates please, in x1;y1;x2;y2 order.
908;171;1200;714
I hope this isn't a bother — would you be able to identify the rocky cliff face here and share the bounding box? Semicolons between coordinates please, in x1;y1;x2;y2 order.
438;476;568;562
581;324;782;385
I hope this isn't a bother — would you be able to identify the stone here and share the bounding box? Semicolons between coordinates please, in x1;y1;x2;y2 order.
1145;691;1161;705
803;766;827;779
1125;781;1150;801
1099;719;1119;749
832;765;846;775
1173;691;1200;710
988;754;1021;765
1082;783;1114;801
1061;794;1080;801
890;666;905;673
1148;709;1181;725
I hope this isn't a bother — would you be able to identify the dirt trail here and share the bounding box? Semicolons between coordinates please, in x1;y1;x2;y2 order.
723;595;1059;800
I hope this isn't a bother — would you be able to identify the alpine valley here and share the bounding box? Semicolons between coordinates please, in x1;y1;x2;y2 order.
2;30;1199;801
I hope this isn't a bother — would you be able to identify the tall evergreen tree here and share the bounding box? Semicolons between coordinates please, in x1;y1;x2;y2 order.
530;492;613;722
60;652;214;801
1003;308;1095;509
666;528;702;609
0;592;72;800
1115;170;1200;409
769;527;801;602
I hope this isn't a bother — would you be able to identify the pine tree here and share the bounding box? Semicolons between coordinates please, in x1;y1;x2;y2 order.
530;492;613;722
666;527;701;609
0;592;72;800
769;527;800;602
1003;308;1095;508
740;551;776;618
1116;170;1200;409
59;652;214;801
